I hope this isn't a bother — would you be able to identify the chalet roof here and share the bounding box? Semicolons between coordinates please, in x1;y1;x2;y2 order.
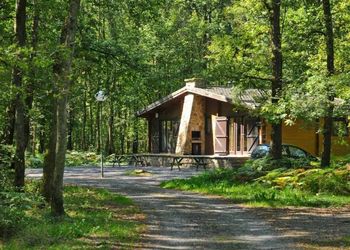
137;85;267;117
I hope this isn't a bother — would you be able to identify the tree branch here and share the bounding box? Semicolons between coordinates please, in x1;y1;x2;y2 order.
262;0;272;12
309;29;326;36
243;73;274;82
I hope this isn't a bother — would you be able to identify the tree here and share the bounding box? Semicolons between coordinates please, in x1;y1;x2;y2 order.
13;0;27;188
320;0;335;167
50;0;80;216
267;0;283;159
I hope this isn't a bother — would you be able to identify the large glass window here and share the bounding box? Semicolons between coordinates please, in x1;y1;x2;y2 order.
160;120;180;153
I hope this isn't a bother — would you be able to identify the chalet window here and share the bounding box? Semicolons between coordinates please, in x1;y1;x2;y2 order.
192;131;201;140
160;120;179;153
205;116;212;135
332;118;349;137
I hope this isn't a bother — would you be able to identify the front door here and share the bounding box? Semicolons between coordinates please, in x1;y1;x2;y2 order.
214;117;228;155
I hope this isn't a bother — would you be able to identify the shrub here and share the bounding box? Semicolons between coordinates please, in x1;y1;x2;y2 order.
299;169;350;195
0;179;43;238
0;145;44;238
244;156;314;172
65;151;100;167
26;154;44;168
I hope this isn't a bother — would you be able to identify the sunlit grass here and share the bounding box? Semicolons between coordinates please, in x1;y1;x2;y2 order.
125;169;152;177
2;186;145;249
161;169;350;208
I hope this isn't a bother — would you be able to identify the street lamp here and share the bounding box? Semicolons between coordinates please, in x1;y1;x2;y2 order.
95;90;107;178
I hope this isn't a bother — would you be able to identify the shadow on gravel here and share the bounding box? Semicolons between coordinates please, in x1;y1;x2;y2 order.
26;166;350;249
248;206;350;249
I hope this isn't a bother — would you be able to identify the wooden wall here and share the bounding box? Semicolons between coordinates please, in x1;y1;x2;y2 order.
147;98;183;153
265;120;350;156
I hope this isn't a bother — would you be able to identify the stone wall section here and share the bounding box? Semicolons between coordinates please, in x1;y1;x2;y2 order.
185;95;206;154
175;94;194;154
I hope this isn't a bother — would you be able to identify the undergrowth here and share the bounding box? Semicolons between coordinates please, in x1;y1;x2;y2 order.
1;184;144;249
161;156;350;207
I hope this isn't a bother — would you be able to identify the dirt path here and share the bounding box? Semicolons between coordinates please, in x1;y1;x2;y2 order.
27;166;349;249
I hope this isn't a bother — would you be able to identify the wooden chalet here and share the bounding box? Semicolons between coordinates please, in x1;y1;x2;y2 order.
137;78;350;158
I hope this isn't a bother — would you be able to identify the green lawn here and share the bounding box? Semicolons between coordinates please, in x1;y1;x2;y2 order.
161;165;350;208
1;186;145;249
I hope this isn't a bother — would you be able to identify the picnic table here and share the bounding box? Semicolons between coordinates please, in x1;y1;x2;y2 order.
170;155;208;171
112;153;214;171
112;154;148;167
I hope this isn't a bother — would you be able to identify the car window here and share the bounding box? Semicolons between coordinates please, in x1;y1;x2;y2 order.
288;146;306;158
282;146;289;156
251;145;269;158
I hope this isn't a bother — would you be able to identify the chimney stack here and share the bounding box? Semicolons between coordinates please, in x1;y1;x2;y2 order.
185;78;206;88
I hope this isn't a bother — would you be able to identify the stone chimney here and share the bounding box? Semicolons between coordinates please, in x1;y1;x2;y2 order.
184;78;206;88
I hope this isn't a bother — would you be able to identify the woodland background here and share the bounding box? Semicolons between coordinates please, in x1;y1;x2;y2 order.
0;0;349;215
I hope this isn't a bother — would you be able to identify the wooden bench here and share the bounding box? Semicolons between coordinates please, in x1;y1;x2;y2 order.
112;154;149;167
170;155;208;171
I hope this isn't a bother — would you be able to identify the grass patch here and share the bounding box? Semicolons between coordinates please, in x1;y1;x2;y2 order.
161;159;350;208
1;185;145;249
125;169;152;177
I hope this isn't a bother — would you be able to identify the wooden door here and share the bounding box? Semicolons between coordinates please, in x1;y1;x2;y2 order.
246;119;260;153
231;117;260;155
214;117;228;155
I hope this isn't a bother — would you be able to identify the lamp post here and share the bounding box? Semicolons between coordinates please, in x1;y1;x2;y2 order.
95;90;107;178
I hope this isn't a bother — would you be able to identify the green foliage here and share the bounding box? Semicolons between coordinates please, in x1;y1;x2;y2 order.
257;167;350;195
0;179;43;238
25;154;44;168
161;155;350;207
0;166;14;196
242;156;314;172
25;151;106;168
65;151;100;167
2;186;143;249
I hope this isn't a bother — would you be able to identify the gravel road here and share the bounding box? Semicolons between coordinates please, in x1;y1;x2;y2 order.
27;166;348;249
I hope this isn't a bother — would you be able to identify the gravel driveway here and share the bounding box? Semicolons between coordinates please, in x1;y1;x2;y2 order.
27;166;349;249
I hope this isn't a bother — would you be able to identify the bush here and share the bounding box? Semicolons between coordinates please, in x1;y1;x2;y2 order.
0;145;44;238
65;151;100;166
244;156;314;172
26;154;44;168
299;169;350;195
256;167;350;195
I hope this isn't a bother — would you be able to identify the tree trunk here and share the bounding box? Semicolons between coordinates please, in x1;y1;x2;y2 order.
89;99;94;147
82;89;87;150
26;0;39;156
38;130;45;154
51;0;80;216
320;0;335;167
106;100;115;155
42;100;57;202
13;0;27;188
269;0;283;160
67;109;74;151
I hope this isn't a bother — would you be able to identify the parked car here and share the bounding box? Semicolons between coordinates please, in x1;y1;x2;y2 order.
251;144;318;161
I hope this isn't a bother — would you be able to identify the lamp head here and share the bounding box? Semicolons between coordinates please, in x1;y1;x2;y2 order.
95;90;107;102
